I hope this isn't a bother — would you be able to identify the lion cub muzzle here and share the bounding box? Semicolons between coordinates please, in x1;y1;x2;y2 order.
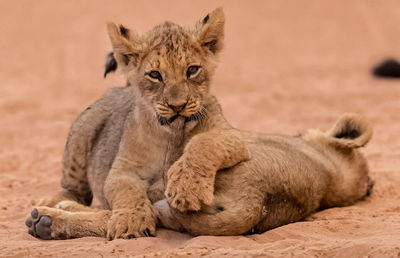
156;110;202;126
156;97;203;126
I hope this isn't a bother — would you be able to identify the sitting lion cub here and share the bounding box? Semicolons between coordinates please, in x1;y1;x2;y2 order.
25;8;374;240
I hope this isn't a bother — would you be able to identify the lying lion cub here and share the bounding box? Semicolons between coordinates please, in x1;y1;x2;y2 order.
25;8;374;240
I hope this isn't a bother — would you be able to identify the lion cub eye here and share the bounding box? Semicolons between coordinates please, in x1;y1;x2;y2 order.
186;65;201;79
147;70;163;82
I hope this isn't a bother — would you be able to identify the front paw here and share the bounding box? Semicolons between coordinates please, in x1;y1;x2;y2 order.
107;206;156;240
166;160;215;212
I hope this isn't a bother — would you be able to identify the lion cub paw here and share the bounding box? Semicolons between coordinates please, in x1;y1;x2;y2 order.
25;207;66;240
166;160;214;212
107;205;156;240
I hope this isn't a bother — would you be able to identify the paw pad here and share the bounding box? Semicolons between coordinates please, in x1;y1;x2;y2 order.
25;209;53;240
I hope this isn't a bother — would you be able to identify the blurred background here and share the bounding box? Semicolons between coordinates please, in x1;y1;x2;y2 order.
1;0;399;166
0;1;399;256
1;1;399;128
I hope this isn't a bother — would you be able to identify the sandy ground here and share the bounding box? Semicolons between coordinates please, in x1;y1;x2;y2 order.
1;0;400;257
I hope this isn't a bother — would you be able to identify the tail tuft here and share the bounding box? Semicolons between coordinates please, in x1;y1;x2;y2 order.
104;52;118;78
326;113;373;148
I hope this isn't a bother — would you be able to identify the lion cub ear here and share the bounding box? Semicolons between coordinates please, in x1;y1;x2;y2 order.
326;113;373;149
107;22;143;68
195;8;225;55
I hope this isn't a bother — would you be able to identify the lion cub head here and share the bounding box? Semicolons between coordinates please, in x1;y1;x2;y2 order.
107;8;224;125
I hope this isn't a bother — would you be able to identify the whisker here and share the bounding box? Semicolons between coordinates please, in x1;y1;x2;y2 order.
197;106;208;126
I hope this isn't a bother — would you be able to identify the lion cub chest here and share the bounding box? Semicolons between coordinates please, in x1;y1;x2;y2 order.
114;119;181;183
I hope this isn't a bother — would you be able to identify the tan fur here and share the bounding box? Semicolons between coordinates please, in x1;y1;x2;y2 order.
25;8;374;240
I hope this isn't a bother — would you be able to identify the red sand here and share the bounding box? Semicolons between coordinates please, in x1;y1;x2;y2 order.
1;1;399;257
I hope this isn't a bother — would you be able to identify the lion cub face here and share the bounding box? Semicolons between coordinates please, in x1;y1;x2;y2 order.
107;8;225;125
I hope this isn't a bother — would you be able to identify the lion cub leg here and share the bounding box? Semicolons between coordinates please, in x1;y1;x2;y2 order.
308;113;374;207
37;156;93;208
55;200;100;212
36;105;105;208
25;207;110;240
166;130;250;212
36;190;81;208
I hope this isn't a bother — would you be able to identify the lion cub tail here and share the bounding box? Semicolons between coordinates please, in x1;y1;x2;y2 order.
325;113;373;149
104;52;118;78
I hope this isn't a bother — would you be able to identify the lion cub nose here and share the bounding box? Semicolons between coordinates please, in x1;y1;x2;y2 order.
168;102;187;112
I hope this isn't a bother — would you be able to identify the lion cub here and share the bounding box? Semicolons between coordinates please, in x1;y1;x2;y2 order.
25;8;374;240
